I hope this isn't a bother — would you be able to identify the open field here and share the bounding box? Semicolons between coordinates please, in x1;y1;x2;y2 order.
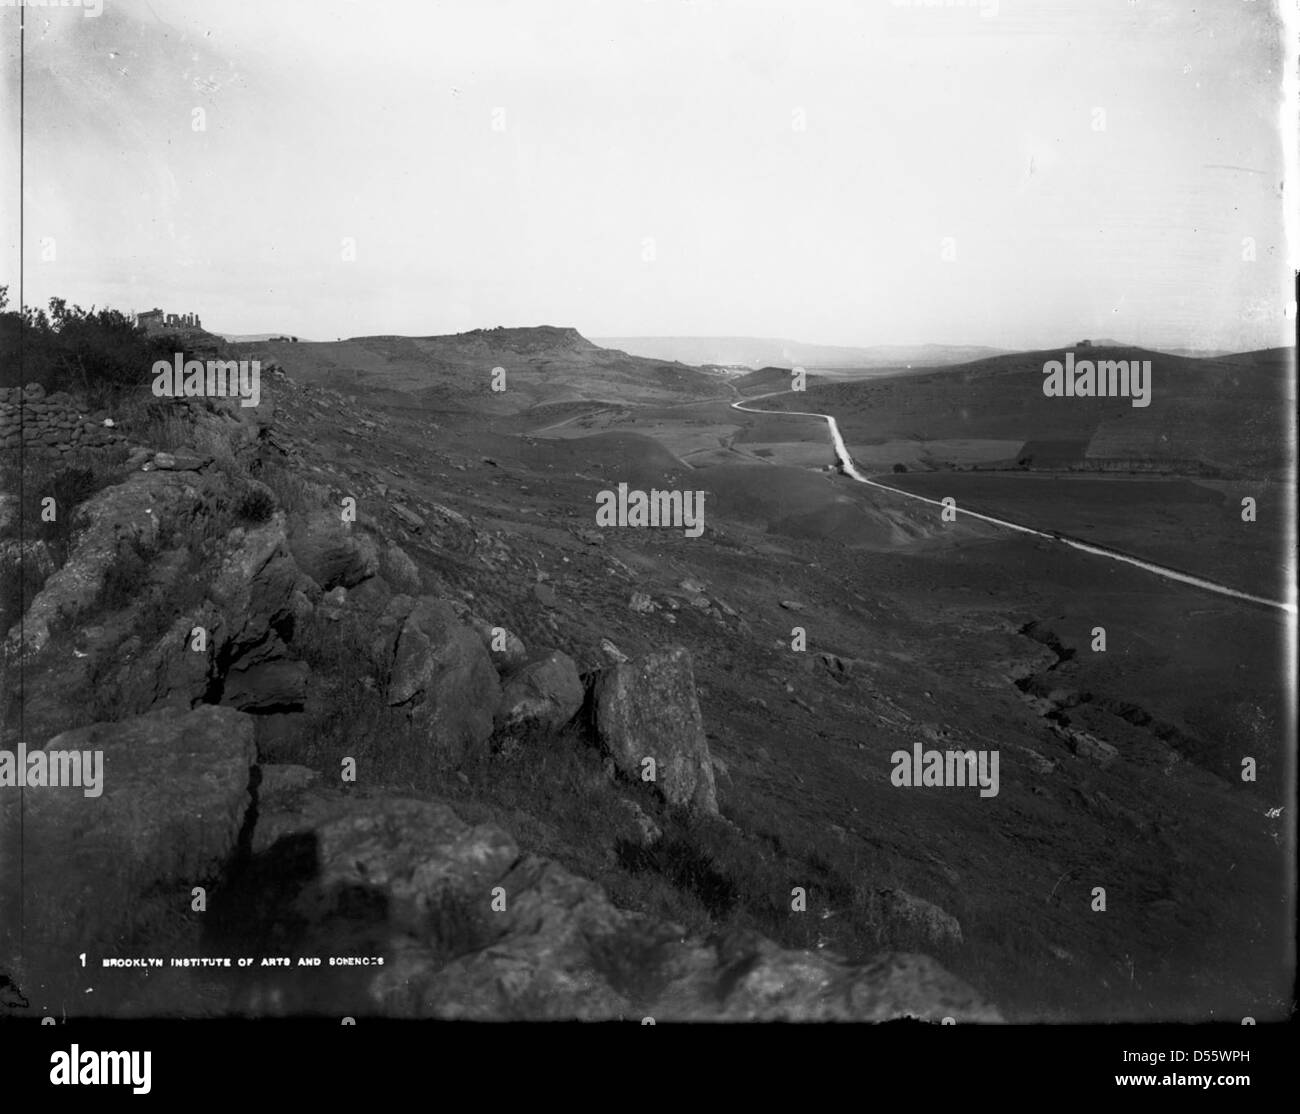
875;471;1292;600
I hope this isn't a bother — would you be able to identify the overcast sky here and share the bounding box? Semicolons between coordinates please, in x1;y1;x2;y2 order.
1;0;1294;350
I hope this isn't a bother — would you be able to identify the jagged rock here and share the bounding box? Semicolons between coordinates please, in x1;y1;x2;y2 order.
452;607;528;673
779;600;805;611
287;508;380;591
154;451;211;471
1063;729;1118;764
74;513;305;723
222;659;310;713
818;652;855;680
628;591;658;614
430;502;471;529
381;542;422;594
0;706;256;983
878;888;964;948
380;596;501;759
599;638;629;664
391;504;424;532
495;650;583;737
99;610;220;717
588;645;718;815
236;790;997;1021
207;513;310;667
5;470;207;655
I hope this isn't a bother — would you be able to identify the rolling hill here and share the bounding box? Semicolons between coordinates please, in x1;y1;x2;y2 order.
230;327;724;416
764;345;1295;480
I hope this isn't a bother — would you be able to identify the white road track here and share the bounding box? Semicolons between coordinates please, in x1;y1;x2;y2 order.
731;391;1296;616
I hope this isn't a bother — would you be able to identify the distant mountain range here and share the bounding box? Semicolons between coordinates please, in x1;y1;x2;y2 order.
217;329;1243;364
593;337;1010;369
593;336;1246;368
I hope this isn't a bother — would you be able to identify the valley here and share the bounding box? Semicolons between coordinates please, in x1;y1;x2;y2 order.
228;330;1296;1021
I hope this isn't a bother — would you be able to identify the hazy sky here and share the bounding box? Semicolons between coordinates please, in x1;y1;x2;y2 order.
1;0;1294;350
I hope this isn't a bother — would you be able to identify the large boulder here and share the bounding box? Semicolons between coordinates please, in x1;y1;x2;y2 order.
380;542;422;595
495;650;584;738
378;596;501;759
207;512;310;666
447;602;528;674
287;508;380;592
0;706;256;989
588;646;718;815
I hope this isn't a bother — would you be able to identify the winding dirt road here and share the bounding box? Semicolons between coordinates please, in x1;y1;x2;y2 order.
731;388;1295;615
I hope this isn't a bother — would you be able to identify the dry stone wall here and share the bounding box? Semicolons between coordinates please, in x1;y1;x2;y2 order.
0;383;128;459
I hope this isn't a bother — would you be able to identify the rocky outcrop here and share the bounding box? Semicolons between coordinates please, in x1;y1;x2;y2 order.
0;705;256;977
206;512;312;670
55;510;318;726
0;707;996;1022
4;469;209;655
450;604;529;674
287;508;380;592
222;659;310;713
495;650;584;738
372;595;501;758
588;646;718;815
224;784;999;1021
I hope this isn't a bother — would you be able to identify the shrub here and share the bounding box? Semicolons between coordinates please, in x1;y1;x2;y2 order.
0;294;181;404
235;481;276;524
255;458;314;516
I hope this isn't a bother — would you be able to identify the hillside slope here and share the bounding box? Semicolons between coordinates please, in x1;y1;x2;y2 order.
768;346;1293;479
232;327;723;416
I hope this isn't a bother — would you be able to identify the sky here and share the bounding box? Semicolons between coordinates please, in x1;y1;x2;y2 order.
1;0;1295;350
